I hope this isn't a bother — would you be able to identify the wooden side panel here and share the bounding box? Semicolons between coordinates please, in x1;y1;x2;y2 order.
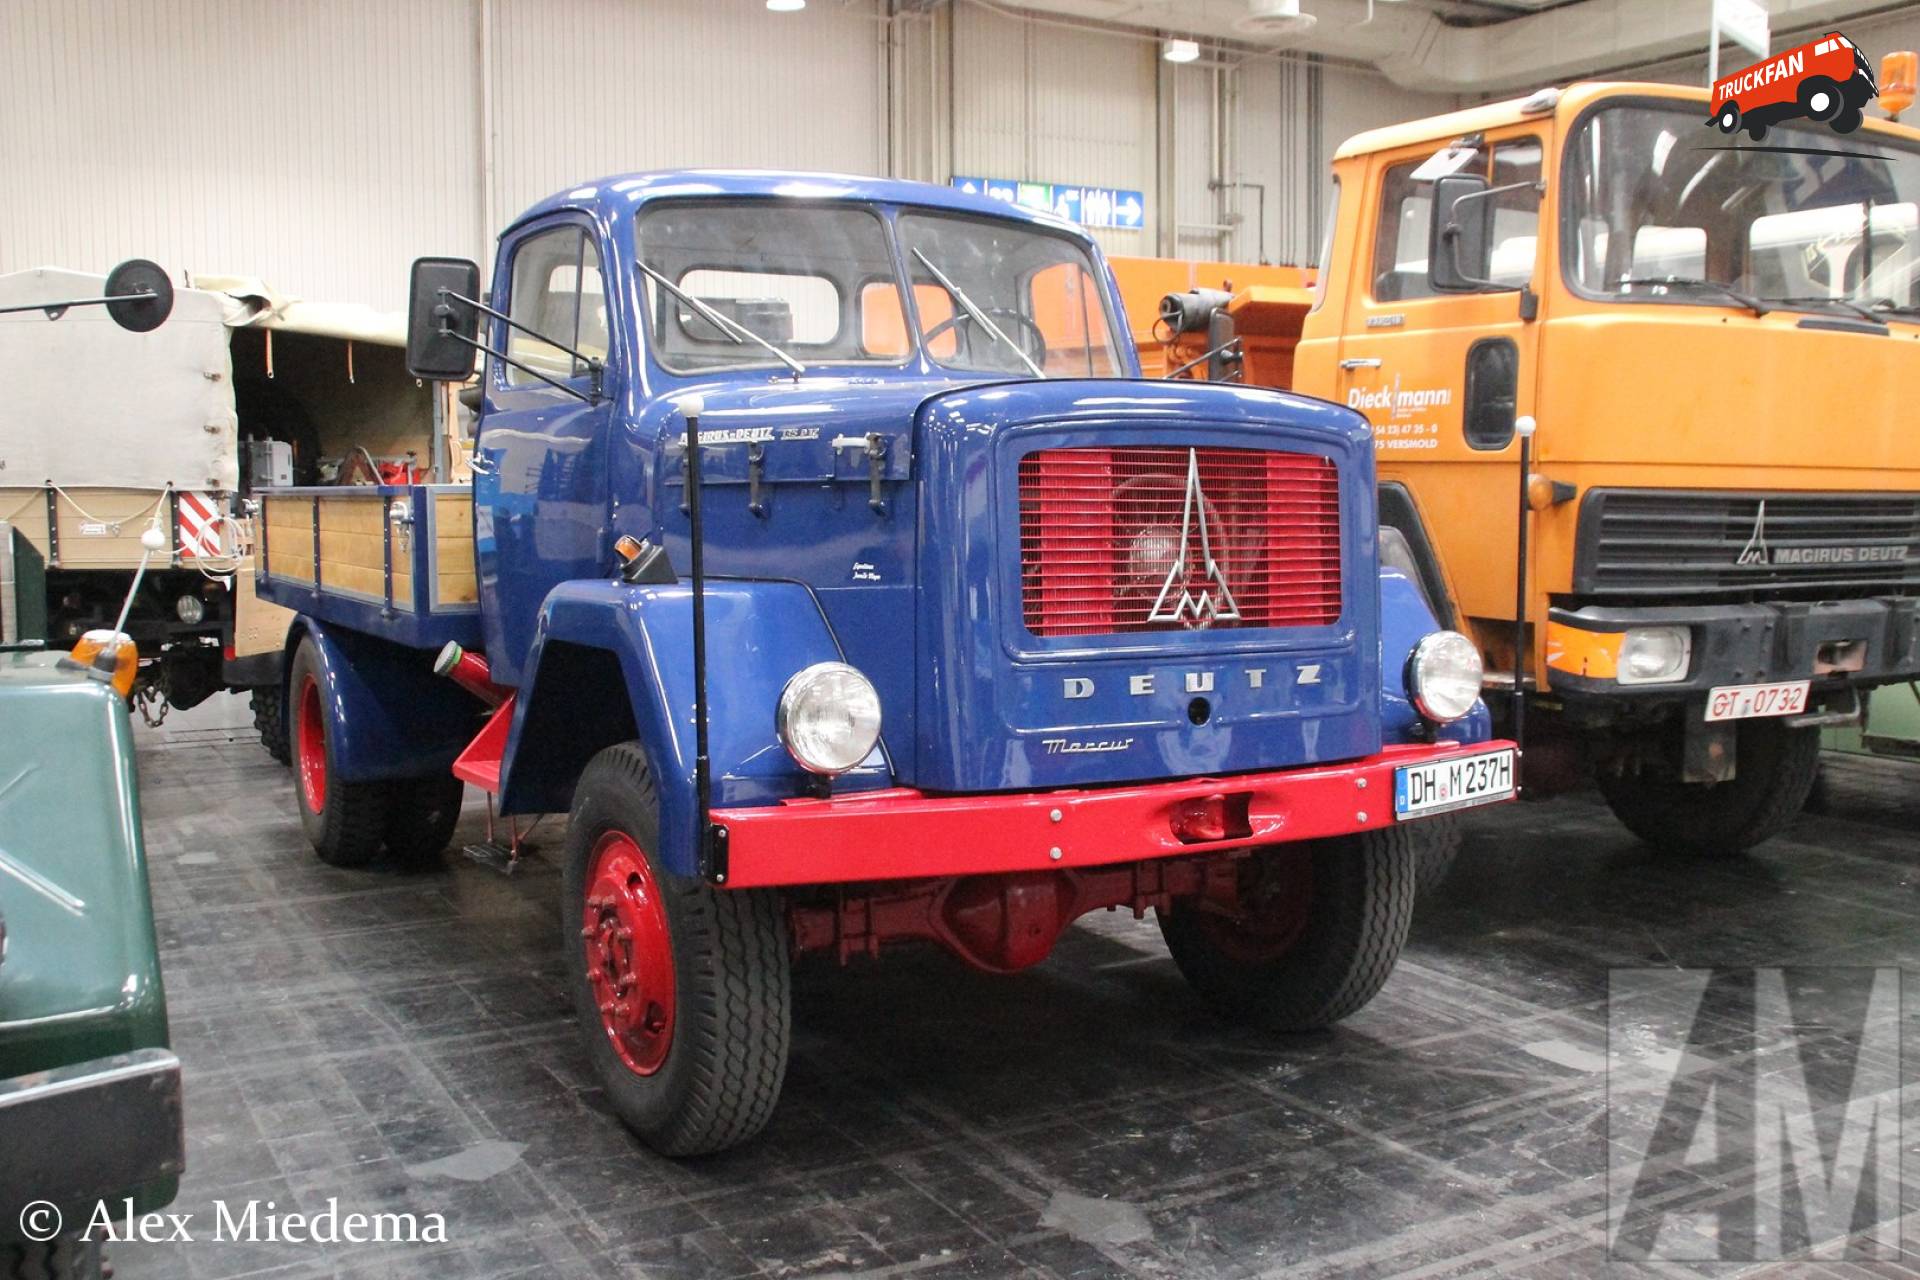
316;494;409;604
0;486;182;569
263;495;315;584
431;492;477;607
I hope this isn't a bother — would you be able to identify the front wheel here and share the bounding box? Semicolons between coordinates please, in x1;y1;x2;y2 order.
1715;102;1740;134
563;743;791;1156
1157;823;1420;1031
1597;718;1821;858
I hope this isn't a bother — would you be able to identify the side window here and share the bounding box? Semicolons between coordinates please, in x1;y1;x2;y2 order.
1463;337;1519;449
1486;138;1542;287
1371;161;1434;303
1371;137;1542;300
505;226;603;387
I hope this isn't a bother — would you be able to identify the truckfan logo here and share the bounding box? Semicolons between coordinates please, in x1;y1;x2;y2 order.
1708;32;1878;140
1147;450;1242;629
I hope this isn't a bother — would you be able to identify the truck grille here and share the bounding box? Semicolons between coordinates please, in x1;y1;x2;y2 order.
1573;489;1920;600
1018;446;1341;637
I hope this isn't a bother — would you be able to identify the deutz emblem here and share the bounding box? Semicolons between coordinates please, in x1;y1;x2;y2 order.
1149;450;1241;628
1736;500;1771;567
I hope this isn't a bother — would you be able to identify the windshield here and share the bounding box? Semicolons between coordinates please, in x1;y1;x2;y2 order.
898;212;1123;376
1563;102;1920;317
636;201;907;373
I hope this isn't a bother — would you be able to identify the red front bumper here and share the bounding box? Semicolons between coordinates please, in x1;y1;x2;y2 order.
708;740;1516;889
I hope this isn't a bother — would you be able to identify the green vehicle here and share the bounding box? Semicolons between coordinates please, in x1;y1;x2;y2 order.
0;646;184;1279
1;267;184;1280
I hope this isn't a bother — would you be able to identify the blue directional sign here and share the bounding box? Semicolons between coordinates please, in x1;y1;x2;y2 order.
951;175;1144;231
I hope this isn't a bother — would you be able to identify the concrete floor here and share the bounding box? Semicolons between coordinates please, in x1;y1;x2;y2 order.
113;694;1918;1279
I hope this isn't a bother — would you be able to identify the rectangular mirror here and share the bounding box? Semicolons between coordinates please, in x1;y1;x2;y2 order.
407;257;481;381
1428;173;1492;293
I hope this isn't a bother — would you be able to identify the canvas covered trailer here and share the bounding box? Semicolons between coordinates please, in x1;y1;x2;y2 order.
0;266;463;724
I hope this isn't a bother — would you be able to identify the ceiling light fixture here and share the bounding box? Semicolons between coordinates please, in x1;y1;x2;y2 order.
767;0;805;11
1235;0;1317;37
1163;38;1201;63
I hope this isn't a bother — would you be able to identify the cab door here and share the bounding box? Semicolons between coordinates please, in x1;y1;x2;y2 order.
473;219;615;686
1332;129;1549;662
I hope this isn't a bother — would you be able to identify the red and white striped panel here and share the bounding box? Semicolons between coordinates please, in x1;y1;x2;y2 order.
175;491;227;559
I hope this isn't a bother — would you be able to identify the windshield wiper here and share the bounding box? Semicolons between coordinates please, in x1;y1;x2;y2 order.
635;259;806;379
1868;297;1920;319
909;248;1046;379
1613;276;1769;317
1765;294;1885;323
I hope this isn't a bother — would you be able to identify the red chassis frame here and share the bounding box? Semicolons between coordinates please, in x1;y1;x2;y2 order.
710;739;1514;973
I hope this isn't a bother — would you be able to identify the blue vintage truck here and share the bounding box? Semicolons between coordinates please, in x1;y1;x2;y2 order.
254;171;1516;1155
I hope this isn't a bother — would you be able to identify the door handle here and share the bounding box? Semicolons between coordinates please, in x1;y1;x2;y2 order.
1340;357;1382;370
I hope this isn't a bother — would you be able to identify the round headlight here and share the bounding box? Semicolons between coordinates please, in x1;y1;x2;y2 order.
1407;630;1483;724
175;593;205;625
776;662;882;776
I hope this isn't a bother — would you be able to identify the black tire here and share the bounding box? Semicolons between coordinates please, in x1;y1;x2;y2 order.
1412;813;1464;898
1157;823;1417;1031
1798;75;1844;121
383;774;465;864
1832;104;1863;134
563;742;790;1156
251;685;290;765
1597;719;1821;858
1716;102;1740;134
1747;119;1768;141
2;1236;104;1280
289;637;392;868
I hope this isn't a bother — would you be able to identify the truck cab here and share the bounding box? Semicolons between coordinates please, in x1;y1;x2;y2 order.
257;171;1514;1155
1149;78;1920;859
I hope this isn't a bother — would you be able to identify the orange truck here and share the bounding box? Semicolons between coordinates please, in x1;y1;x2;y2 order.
1119;68;1920;858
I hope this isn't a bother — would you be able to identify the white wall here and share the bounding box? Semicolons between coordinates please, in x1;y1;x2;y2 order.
0;0;887;310
1618;5;1920;87
0;0;1464;309
0;0;483;311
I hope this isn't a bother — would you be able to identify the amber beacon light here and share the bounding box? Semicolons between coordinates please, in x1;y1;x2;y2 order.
1882;51;1917;118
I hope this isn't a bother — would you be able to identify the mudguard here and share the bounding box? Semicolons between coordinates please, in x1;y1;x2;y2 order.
497;579;892;875
1379;568;1492;745
285;617;483;782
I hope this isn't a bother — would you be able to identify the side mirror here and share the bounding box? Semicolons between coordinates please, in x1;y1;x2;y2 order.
406;257;481;381
0;258;173;331
1429;173;1493;293
103;259;175;332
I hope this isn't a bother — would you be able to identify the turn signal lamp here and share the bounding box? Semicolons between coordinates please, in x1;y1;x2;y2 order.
70;629;138;698
1882;52;1917;119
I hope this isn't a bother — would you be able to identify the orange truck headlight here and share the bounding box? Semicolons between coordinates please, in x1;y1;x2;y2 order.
1545;622;1690;685
69;629;139;698
1882;51;1917;117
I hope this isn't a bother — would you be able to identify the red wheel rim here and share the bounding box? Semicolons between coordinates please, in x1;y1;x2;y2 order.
582;830;676;1076
1202;848;1314;963
296;675;327;813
